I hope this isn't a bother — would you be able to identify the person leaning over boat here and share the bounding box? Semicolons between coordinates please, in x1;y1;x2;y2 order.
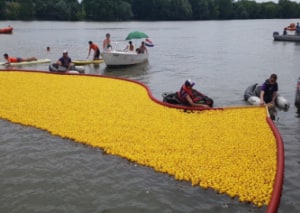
87;41;100;60
3;53;37;64
136;41;147;54
124;41;135;52
177;79;211;108
56;50;73;69
260;74;278;110
103;33;112;51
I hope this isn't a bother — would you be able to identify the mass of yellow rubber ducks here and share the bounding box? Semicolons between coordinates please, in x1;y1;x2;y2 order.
0;71;277;207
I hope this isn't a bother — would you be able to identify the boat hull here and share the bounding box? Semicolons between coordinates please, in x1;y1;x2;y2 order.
102;51;148;66
0;27;13;34
273;31;300;42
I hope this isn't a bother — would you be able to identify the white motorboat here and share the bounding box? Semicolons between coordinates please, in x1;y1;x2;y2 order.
102;41;148;66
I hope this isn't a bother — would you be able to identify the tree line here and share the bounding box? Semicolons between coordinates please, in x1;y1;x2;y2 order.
0;0;300;21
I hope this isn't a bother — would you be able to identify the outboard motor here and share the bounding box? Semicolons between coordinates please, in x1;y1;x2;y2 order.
295;77;300;110
273;31;279;36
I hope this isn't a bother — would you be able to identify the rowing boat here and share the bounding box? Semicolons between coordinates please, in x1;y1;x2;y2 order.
73;59;104;65
0;59;51;66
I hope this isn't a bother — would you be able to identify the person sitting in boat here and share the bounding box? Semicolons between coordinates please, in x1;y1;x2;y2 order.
56;50;73;69
136;41;148;54
3;53;37;64
260;74;278;112
283;28;287;35
124;41;135;52
87;41;100;60
177;79;212;108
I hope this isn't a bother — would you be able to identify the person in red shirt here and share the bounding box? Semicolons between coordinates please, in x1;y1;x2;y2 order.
177;79;212;108
87;41;100;60
3;53;37;64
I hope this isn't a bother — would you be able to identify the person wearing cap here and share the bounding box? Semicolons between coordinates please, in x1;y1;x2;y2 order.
56;50;73;69
3;53;37;64
87;41;100;60
177;80;211;108
260;74;278;108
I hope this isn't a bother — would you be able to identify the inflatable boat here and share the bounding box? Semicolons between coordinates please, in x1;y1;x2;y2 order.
244;83;290;111
162;90;214;107
0;26;13;34
49;63;85;74
273;31;300;42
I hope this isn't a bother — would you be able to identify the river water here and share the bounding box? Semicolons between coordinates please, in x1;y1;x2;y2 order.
0;20;299;213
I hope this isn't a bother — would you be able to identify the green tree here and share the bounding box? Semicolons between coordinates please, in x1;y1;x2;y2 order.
217;0;233;19
170;0;192;20
33;0;82;20
4;1;21;20
189;0;210;20
82;0;132;21
278;0;299;18
260;2;278;19
17;0;34;20
0;0;6;19
233;0;260;19
131;0;157;20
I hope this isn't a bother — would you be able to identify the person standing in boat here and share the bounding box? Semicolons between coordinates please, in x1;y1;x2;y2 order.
136;41;148;54
87;41;100;60
259;74;278;110
103;33;112;51
177;79;211;108
56;50;73;69
3;53;37;64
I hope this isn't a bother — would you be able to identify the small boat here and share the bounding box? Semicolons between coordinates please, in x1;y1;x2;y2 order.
0;59;51;66
73;59;104;65
273;31;300;42
295;77;300;111
244;83;290;111
102;41;149;67
162;90;214;107
0;26;13;34
48;63;85;74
